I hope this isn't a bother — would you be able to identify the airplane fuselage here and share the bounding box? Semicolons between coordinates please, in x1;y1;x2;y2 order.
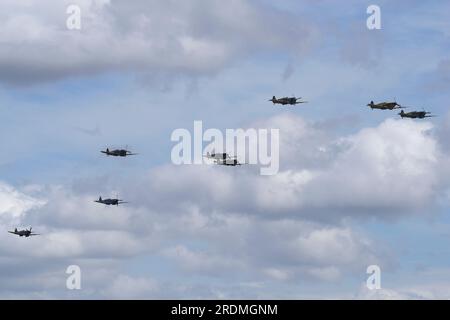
208;153;229;160
9;229;35;237
399;111;429;119
216;159;241;166
96;198;119;205
271;97;300;105
102;149;128;157
368;102;400;110
95;196;128;206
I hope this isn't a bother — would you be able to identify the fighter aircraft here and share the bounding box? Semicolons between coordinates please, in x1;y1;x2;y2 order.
94;196;128;206
101;148;137;157
215;158;244;166
203;152;233;161
367;100;405;110
8;227;40;237
269;96;307;105
399;110;436;119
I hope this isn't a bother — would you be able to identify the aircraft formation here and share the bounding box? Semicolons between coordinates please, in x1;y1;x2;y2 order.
8;95;436;238
367;100;436;118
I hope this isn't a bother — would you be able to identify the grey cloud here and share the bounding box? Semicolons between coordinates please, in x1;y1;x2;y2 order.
0;112;449;298
0;0;318;85
0;176;387;298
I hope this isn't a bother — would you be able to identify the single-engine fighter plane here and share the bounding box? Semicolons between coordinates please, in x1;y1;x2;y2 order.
215;158;244;166
399;110;436;119
8;227;40;237
95;196;128;206
367;100;405;110
101;148;137;157
204;152;233;161
269;96;307;105
204;152;244;166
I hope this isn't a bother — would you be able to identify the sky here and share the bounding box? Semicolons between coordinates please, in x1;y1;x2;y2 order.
0;0;450;299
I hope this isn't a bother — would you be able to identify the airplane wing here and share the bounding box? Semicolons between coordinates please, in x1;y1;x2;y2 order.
8;231;16;234
29;234;40;236
127;153;138;156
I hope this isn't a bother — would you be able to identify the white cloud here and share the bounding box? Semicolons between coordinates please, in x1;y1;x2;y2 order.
303;118;440;214
141;115;444;220
0;113;448;298
0;0;318;85
0;182;45;223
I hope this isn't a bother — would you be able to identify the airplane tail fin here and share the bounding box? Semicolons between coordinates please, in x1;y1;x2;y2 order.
15;228;17;233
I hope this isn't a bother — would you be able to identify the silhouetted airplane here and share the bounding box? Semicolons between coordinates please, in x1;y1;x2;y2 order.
367;100;405;110
399;110;436;119
8;227;40;237
269;96;307;105
94;196;128;206
101;148;137;157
